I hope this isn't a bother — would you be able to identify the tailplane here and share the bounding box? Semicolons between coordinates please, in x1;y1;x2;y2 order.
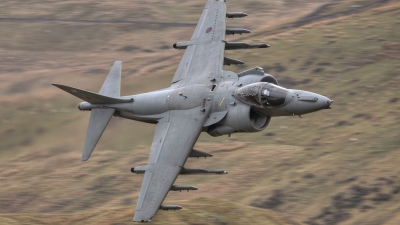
52;84;132;104
53;61;128;161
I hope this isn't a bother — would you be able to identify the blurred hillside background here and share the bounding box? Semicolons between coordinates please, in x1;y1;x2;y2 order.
0;0;399;224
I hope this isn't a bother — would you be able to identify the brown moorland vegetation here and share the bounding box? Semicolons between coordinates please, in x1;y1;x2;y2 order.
1;0;400;224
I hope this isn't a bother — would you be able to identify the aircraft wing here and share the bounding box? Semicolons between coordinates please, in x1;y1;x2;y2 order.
133;107;210;222
171;0;226;85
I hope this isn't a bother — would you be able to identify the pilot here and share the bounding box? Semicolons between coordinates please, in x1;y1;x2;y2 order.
236;83;287;108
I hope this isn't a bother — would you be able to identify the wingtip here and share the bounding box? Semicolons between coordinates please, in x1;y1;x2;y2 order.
81;156;89;161
52;83;67;89
133;210;154;223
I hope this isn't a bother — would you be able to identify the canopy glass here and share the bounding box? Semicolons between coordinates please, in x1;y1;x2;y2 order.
235;82;288;108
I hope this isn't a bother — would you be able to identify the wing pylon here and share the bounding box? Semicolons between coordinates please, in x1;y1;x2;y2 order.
226;28;250;35
226;12;248;18
173;41;269;50
224;57;244;66
131;166;227;175
170;185;198;191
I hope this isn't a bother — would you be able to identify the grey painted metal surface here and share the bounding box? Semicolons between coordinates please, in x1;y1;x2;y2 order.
99;61;122;97
226;12;248;18
52;84;132;104
81;108;115;161
188;149;213;158
170;185;198;191
223;56;244;66
224;42;270;50
53;0;333;223
225;28;251;35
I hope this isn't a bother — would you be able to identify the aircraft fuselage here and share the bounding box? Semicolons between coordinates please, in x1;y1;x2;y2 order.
78;69;332;136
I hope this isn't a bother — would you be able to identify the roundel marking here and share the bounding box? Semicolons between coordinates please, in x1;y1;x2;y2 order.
206;27;212;33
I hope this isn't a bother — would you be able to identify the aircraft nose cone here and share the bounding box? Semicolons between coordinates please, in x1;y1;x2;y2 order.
293;90;332;115
314;95;332;110
327;99;334;109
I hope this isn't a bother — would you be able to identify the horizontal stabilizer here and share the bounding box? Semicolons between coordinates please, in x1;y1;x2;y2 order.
180;168;228;175
82;108;115;161
52;84;132;104
159;205;182;211
226;28;250;35
224;57;244;66
170;185;198;191
189;149;213;158
225;42;270;50
226;12;248;18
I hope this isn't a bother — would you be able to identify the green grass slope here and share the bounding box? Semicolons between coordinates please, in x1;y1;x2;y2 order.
1;0;400;224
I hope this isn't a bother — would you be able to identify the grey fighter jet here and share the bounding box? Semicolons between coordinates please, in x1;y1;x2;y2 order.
54;0;333;222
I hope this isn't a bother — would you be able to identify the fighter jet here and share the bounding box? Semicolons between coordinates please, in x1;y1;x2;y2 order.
53;0;333;222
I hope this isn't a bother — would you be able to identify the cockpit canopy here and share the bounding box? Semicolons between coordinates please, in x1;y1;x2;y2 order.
234;82;288;108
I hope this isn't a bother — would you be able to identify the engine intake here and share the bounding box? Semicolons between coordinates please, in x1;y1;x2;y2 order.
207;104;270;137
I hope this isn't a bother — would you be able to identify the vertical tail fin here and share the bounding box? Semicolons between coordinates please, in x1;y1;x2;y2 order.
82;108;115;161
99;61;122;97
80;61;122;161
54;61;124;161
